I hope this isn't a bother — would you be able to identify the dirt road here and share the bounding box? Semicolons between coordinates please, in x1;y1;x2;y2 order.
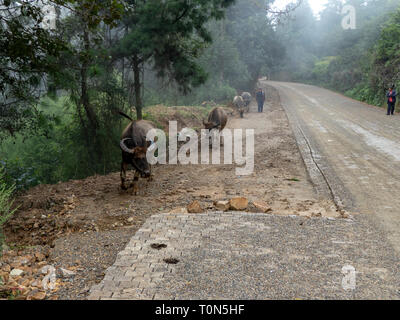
268;81;400;253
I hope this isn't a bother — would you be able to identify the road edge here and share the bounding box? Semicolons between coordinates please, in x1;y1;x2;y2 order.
263;82;346;212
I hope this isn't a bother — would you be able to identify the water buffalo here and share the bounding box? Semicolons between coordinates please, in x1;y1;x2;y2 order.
233;96;245;118
241;92;252;113
119;112;155;195
203;107;228;132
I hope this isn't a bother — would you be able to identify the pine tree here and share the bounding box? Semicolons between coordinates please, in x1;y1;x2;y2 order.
112;0;235;120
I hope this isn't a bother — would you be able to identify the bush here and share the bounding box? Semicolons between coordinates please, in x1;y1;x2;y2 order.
0;159;38;191
0;166;18;254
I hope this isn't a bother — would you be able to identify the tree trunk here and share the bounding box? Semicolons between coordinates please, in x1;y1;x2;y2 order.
132;56;143;120
81;28;98;132
220;20;225;83
80;26;102;167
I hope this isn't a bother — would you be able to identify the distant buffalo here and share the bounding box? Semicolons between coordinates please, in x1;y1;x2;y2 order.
119;112;155;195
241;92;252;113
233;96;245;118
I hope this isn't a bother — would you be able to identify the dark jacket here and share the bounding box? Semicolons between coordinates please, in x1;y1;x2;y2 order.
387;90;397;104
256;91;265;103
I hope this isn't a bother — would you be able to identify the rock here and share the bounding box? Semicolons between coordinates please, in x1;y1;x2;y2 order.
298;211;312;218
34;253;46;263
169;207;189;214
22;267;33;276
187;201;204;214
31;280;41;288
60;268;76;278
324;211;342;219
2;265;11;273
20;279;31;287
18;255;33;265
127;217;134;223
253;201;272;213
35;252;46;262
7;250;16;257
229;198;249;211
27;290;46;300
342;212;350;219
214;201;230;212
10;269;24;277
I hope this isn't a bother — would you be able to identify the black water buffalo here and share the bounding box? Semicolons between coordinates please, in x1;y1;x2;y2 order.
119;112;155;194
203;107;228;132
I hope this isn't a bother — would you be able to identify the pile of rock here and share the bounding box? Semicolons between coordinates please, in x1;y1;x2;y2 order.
0;248;75;300
180;198;273;215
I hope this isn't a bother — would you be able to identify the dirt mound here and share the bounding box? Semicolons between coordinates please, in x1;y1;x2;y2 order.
144;104;235;133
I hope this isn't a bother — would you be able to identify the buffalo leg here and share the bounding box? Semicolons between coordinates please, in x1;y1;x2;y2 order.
130;171;140;195
147;165;154;182
120;162;128;190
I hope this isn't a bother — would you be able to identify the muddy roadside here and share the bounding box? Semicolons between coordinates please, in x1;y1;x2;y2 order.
1;85;344;300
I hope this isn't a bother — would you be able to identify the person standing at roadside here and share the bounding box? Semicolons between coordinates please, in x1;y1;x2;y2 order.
387;85;397;115
256;88;266;113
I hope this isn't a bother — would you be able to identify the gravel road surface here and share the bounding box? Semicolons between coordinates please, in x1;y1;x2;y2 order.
268;81;400;253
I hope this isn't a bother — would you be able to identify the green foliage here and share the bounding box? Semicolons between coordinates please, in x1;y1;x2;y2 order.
112;0;236;119
0;0;66;138
0;166;18;254
142;0;284;105
368;8;400;100
0;0;128;139
275;0;400;107
0;95;124;190
225;0;285;86
144;81;236;107
274;0;317;81
312;56;338;83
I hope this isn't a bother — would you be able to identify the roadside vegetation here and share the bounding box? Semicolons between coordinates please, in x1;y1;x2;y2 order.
0;0;285;191
273;0;400;107
0;167;17;254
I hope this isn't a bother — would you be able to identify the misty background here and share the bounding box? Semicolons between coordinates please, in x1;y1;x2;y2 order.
1;0;400;189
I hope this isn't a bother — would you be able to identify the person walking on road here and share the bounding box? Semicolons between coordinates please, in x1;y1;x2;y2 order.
387;85;397;115
256;88;266;113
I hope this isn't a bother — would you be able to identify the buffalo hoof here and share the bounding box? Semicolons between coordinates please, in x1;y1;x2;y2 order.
132;184;139;195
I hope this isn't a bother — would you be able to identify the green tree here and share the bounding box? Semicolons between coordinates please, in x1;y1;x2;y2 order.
0;0;66;138
0;0;127;139
48;1;129;167
112;0;235;120
225;0;285;87
274;0;317;81
371;8;400;93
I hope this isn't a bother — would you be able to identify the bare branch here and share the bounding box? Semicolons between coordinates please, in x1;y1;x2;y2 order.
266;0;303;25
